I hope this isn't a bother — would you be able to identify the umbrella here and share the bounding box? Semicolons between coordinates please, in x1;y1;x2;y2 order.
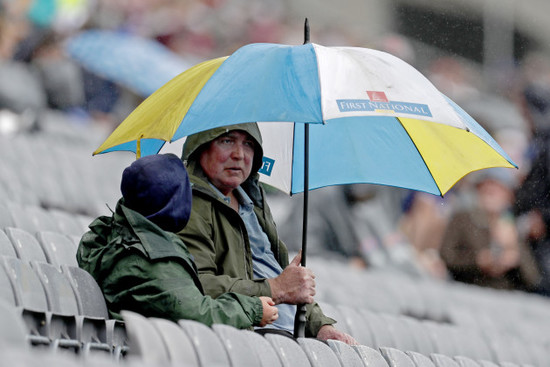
92;22;516;337
65;29;193;97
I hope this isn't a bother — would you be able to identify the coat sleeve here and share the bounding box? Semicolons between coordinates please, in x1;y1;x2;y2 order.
103;253;263;328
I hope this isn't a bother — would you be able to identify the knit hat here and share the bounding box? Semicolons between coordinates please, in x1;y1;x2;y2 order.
121;153;192;233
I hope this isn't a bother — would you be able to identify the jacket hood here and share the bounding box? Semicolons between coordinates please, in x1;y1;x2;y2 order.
181;123;264;176
121;153;192;233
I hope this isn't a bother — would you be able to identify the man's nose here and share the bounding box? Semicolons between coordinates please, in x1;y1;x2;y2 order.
231;143;245;158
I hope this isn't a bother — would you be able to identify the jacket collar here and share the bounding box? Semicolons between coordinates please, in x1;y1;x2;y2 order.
115;200;195;262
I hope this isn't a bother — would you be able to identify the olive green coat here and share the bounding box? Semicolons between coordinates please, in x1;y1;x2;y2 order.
77;200;263;327
179;124;336;337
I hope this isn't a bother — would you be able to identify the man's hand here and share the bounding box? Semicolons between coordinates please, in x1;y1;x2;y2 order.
316;325;358;345
267;251;316;305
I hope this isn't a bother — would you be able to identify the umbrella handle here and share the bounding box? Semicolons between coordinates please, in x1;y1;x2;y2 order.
293;304;307;338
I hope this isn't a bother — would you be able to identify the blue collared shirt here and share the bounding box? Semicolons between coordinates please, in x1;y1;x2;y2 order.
213;185;296;332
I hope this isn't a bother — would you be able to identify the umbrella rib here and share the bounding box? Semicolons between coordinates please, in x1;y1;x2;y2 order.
397;118;444;197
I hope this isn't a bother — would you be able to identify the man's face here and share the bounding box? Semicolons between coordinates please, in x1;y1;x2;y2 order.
199;130;255;195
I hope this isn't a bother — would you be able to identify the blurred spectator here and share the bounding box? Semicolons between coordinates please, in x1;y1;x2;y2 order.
513;55;550;295
441;168;541;292
399;191;452;280
278;186;366;268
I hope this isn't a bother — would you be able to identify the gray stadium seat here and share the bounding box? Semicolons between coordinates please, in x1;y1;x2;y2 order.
403;317;437;356
30;261;79;315
4;227;47;263
0;300;29;349
48;208;87;237
327;339;364;367
35;231;78;267
360;310;396;349
406;351;436;367
266;333;311;367
382;314;417;352
475;361;499;367
8;202;56;234
423;321;459;357
1;256;48;311
453;356;483;367
150;317;199;366
178;319;230;366
78;316;115;356
30;261;81;352
379;346;416;367
213;324;264;366
336;304;375;346
121;310;170;365
24;205;60;232
430;354;460;367
1;256;50;346
240;330;283;367
60;264;109;318
0;202;15;228
353;345;390;367
297;337;343;367
317;302;351;335
0;229;16;257
0;256;17;307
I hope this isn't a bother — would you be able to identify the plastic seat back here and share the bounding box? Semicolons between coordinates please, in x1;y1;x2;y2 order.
265;333;311;367
31;261;79;315
178;319;230;367
121;310;169;364
150;317;199;366
36;231;78;267
0;229;17;258
61;264;109;318
327;339;364;367
353;345;390;367
298;337;342;367
213;324;263;366
1;256;48;311
380;347;416;367
4;227;47;263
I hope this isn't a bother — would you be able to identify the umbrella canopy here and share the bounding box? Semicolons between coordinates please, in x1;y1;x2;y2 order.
65;29;192;97
93;41;516;196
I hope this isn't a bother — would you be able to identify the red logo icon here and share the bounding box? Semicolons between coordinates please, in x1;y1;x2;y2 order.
367;91;389;103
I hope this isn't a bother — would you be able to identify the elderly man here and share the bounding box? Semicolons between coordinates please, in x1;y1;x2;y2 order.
179;123;356;343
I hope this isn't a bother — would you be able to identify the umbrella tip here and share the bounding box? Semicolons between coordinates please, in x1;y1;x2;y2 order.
304;18;310;44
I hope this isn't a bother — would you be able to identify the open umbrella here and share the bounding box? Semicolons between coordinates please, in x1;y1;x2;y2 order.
92;22;516;337
65;29;193;97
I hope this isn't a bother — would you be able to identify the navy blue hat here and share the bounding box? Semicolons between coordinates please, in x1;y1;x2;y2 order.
121;153;192;233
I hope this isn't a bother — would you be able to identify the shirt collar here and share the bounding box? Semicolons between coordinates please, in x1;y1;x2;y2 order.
208;183;253;209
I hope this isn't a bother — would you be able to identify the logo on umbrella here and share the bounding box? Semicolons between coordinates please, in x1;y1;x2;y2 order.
336;90;432;117
259;156;276;176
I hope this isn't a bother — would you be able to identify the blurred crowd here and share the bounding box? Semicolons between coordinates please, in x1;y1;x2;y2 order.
2;0;550;296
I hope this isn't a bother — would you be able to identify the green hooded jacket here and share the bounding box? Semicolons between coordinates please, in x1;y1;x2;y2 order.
179;123;336;337
77;200;263;328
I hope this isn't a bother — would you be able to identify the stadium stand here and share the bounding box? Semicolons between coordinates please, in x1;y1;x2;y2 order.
3;126;550;366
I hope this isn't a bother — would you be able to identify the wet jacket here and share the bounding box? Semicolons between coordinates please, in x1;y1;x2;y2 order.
77;200;263;327
178;123;336;337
